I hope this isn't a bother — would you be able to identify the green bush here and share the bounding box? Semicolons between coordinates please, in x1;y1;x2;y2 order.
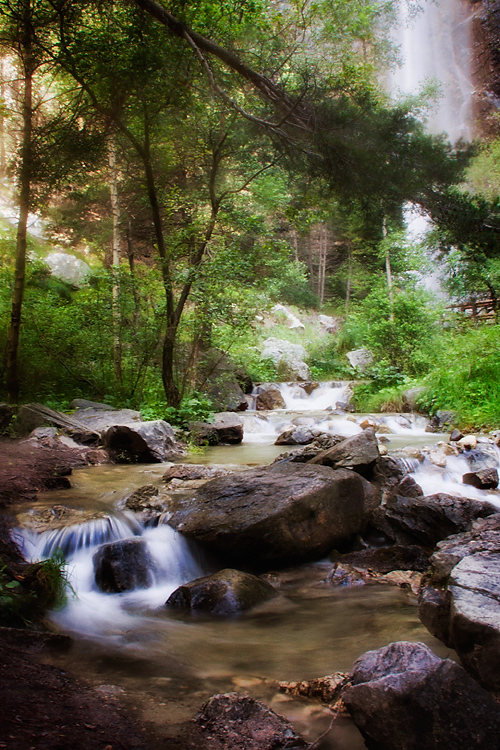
421;326;500;429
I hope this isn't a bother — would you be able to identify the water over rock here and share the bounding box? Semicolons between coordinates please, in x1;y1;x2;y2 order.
117;484;172;525
166;568;278;616
195;692;308;750
273;434;344;464
342;641;500;750
93;538;155;593
167;463;368;569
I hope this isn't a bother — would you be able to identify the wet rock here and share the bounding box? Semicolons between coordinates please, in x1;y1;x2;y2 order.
279;672;349;704
382;493;498;549
450;428;464;442
166;568;278;616
167;464;367;569
462;468;499;489
359;418;378;430
275;426;318;446
272;434;345;464
254;383;287;410
308;428;380;478
260;338;310;381
117;484;171;525
71;405;142;432
425;410;456;433
14;403;100;442
326;563;368;587
333;545;430;574
387;475;424;501
190;412;244;446
93;538;154;593
103;420;183;462
162;465;230;483
463;446;499;471
343;641;500;750
299;382;319;395
195;692;308;750
458;434;477;450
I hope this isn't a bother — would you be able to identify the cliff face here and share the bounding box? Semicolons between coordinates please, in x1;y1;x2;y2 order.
472;0;500;135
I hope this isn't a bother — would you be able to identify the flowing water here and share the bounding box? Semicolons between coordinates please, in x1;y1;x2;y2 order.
12;381;500;748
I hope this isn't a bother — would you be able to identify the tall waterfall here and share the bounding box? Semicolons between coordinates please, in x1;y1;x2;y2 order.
388;0;475;143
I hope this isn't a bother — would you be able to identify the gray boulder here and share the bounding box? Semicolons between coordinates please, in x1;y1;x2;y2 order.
93;538;154;593
166;568;278;616
195;692;308;750
425;410;456;433
102;420;182;462
273;434;345;464
167;463;367;569
343;641;500;750
275;426;318;445
118;484;171;525
419;516;500;690
260;338;310;381
382;493;497;549
71;405;142;432
402;386;426;412
346;348;373;372
44;251;90;286
308;428;380;478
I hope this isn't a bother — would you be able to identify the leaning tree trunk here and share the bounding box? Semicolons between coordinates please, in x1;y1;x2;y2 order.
109;135;122;384
5;19;34;404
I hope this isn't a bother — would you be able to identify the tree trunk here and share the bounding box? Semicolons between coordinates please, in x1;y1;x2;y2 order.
0;58;6;177
318;224;327;306
5;11;34;404
383;217;395;323
109;135;122;383
345;241;352;315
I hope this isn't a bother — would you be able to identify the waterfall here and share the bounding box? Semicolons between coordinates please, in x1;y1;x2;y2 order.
388;0;474;143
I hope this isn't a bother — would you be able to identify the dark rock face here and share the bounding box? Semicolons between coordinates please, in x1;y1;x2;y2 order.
334;545;430;574
167;463;367;569
93;539;154;593
308;428;380;478
343;641;500;750
118;484;171;525
382;493;497;549
102;420;182;462
195;692;308;750
166;569;277;616
462;468;499;489
254;384;286;410
189;412;244;446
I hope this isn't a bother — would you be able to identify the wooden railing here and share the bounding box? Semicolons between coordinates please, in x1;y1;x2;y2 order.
448;299;498;323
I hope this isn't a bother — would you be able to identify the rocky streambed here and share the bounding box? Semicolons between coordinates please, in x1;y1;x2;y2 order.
3;394;500;749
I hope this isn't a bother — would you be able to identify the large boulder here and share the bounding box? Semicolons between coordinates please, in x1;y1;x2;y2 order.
254;383;286;410
343;641;500;750
260;338;310;381
346;348;373;372
308;428;380;478
189;412;244;446
273;434;345;464
93;538;154;593
167;463;368;569
166;568;278;616
419;515;500;691
382;493;497;549
117;484;172;525
44;251;90;287
195;693;308;750
102;420;182;462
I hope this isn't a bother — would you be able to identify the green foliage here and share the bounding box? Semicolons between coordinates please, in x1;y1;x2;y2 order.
420;326;500;430
342;284;442;375
0;550;69;627
141;392;213;428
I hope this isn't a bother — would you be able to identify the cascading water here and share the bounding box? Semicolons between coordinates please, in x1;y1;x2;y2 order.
388;0;474;143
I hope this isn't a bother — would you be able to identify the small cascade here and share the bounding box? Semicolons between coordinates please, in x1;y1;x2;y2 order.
15;513;141;561
248;381;352;412
14;514;211;638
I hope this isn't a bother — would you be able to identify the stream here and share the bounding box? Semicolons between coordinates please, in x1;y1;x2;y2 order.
11;382;500;749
